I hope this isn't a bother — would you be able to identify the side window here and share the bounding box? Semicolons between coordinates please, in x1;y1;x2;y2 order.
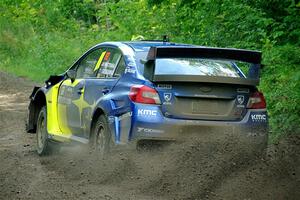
97;48;122;78
113;57;126;77
76;48;106;79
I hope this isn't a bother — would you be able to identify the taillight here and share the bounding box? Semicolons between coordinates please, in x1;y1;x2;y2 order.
247;91;266;109
129;85;161;104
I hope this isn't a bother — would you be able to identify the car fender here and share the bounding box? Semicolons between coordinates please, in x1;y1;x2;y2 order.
26;86;48;133
88;100;110;141
27;75;65;133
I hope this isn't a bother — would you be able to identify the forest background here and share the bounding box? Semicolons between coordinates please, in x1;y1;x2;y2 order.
0;0;299;140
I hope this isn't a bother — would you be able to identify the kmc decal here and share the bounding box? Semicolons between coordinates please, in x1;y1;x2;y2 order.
137;109;157;116
251;114;267;122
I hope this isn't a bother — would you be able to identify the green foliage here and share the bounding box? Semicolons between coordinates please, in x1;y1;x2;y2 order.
261;45;300;140
0;0;299;139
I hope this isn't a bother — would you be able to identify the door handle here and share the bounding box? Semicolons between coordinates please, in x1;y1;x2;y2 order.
102;88;110;95
77;87;84;95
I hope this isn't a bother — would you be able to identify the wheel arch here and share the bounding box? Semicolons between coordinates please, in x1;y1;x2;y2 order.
89;98;117;143
90;107;105;139
26;88;47;133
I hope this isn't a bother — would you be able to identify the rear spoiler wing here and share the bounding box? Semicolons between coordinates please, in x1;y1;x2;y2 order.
143;46;262;86
146;46;262;64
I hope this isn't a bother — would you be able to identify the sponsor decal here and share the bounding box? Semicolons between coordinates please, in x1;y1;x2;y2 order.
137;127;164;134
164;93;172;102
137;109;157;116
163;93;172;105
58;96;71;105
251;114;267;122
125;66;136;74
127;57;136;66
58;85;74;104
127;62;136;67
237;88;250;93
157;84;172;89
118;112;132;121
108;116;115;123
59;85;74;98
104;51;111;61
100;65;115;76
237;95;244;104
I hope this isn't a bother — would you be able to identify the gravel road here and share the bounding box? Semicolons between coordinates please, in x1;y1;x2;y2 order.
0;71;299;200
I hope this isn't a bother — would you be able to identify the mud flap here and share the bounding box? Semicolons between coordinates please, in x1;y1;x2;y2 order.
26;86;40;133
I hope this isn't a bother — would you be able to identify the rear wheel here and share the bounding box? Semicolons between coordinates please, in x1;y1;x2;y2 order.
90;115;112;157
36;106;51;156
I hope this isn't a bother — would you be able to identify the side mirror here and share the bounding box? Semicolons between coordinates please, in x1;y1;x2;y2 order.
66;69;76;82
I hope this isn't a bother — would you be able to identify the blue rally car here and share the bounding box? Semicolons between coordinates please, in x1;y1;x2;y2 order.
26;40;268;155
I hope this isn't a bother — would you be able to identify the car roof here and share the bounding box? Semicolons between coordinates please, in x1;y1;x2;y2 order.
123;41;193;52
99;41;193;52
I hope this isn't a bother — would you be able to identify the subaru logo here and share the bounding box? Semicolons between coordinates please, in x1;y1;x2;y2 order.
199;86;212;92
164;93;172;102
237;95;244;104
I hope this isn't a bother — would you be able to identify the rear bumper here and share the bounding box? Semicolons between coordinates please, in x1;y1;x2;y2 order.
129;104;268;148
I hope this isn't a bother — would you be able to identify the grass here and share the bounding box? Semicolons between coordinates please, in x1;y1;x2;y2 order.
0;18;104;82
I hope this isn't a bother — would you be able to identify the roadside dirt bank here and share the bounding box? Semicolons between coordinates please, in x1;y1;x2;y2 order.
0;71;299;200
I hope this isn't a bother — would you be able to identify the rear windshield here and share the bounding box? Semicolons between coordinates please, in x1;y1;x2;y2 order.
155;58;243;78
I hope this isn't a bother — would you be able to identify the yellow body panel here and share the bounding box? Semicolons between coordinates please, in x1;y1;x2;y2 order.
45;79;92;143
46;83;63;135
57;79;82;136
45;81;72;142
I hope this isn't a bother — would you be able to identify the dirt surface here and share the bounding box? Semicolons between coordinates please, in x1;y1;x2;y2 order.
0;71;299;200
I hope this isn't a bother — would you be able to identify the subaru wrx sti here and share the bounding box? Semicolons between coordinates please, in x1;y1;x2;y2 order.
26;40;268;155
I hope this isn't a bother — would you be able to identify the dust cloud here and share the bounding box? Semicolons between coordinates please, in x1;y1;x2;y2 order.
0;71;299;200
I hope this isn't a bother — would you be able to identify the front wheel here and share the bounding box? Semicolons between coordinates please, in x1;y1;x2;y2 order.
36;106;51;156
90;115;112;157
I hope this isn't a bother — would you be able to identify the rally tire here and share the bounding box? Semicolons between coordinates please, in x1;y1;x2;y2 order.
36;106;51;156
91;115;112;158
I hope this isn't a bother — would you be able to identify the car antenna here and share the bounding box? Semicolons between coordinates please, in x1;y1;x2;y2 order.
163;35;170;44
